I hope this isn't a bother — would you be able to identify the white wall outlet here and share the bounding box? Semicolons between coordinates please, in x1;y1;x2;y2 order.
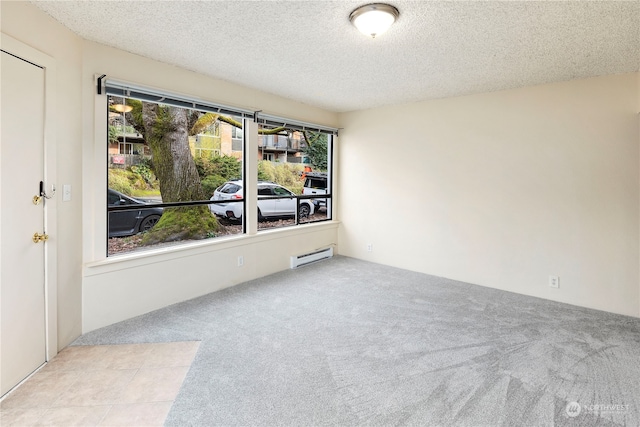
237;256;244;267
367;244;373;252
549;276;559;288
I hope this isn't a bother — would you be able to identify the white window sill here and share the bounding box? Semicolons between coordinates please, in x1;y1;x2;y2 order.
84;220;339;276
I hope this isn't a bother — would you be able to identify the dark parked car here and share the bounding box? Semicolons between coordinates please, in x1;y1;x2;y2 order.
107;189;163;237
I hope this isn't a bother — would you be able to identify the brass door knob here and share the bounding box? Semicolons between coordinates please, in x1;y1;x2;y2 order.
33;195;42;205
32;232;49;243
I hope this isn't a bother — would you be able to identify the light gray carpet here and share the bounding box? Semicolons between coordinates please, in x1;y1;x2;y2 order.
73;256;640;426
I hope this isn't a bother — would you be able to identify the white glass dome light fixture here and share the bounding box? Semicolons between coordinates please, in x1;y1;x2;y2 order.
349;3;399;38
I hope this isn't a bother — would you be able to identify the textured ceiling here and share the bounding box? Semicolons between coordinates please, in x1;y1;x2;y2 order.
31;1;640;112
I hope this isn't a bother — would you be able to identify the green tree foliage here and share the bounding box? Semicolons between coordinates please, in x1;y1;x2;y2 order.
130;163;154;185
194;155;241;180
302;131;328;170
258;161;304;194
108;125;119;144
195;155;242;196
201;175;227;196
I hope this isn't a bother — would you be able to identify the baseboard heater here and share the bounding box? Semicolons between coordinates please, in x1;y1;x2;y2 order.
290;247;333;269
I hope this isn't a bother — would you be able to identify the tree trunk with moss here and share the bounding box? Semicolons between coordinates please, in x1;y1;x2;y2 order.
140;103;218;244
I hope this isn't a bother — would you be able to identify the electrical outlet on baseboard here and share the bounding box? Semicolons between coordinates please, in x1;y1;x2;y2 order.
367;243;373;252
237;256;244;267
549;276;559;289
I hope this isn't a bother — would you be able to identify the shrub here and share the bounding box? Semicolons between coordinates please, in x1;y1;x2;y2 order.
130;163;154;185
201;174;227;196
108;125;119;144
108;166;159;196
108;169;134;194
195;155;241;181
258;161;304;194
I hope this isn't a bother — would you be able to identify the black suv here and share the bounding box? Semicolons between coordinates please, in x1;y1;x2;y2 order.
303;172;328;210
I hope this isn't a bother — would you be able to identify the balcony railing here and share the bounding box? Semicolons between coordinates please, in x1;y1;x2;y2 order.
259;135;306;151
110;154;152;167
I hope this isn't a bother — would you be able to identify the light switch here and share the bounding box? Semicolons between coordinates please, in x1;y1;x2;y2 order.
63;184;71;202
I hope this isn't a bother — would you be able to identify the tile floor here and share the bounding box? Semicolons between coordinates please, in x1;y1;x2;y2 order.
0;341;199;426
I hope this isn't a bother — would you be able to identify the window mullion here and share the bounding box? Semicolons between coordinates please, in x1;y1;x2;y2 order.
244;119;259;235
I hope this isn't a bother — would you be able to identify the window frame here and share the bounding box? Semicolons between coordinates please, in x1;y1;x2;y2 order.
97;77;337;258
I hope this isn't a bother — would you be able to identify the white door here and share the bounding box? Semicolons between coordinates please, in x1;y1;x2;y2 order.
0;50;47;397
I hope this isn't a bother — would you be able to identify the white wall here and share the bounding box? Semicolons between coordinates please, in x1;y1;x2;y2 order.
83;223;338;332
338;73;640;317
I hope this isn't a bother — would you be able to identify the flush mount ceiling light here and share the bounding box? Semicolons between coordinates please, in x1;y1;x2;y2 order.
349;3;399;38
112;103;133;113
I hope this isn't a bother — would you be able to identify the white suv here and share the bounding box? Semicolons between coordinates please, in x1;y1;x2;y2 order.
303;173;328;210
210;180;315;221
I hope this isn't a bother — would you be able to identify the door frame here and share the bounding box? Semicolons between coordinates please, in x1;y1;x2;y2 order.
1;33;58;361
